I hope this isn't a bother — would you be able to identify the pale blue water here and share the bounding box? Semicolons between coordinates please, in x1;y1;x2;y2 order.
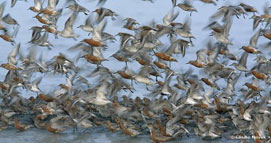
0;127;243;143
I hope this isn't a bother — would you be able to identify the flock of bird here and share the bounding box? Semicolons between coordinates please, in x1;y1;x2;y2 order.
1;0;271;142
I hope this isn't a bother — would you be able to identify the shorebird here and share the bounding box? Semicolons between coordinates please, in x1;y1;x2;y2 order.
1;63;22;71
123;17;140;30
204;21;223;33
106;120;120;132
56;12;79;40
81;47;108;66
153;59;170;70
45;116;67;133
96;0;107;6
0;27;18;45
116;117;141;137
250;15;264;31
135;51;152;66
88;66;113;80
154;51;178;62
116;32;134;47
42;25;57;35
210;5;246;21
201;74;219;90
133;66;154;87
29;26;44;43
241;29;261;54
251;70;268;80
187;49;207;68
199;0;216;6
3;14;19;26
244;78;263;92
177;0;197;16
231;52;249;72
67;2;89;15
175;17;195;43
161;70;176;96
239;3;258;15
49;53;77;74
205;41;219;63
11;0;27;8
29;0;43;13
167;38;191;57
88;80;112;106
0;1;6;30
82;20;107;47
37;94;56;103
210;18;233;45
14;118;32;131
93;8;118;23
259;2;271;28
8;43;20;65
40;0;61;16
25;77;42;95
33;13;50;25
162;9;179;26
174;69;191;90
101;32;116;42
116;68;135;86
77;15;94;34
31;31;53;49
111;49;132;68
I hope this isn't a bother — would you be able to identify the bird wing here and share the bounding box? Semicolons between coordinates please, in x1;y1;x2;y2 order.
238;52;248;68
0;2;6;21
64;12;78;34
249;29;260;48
